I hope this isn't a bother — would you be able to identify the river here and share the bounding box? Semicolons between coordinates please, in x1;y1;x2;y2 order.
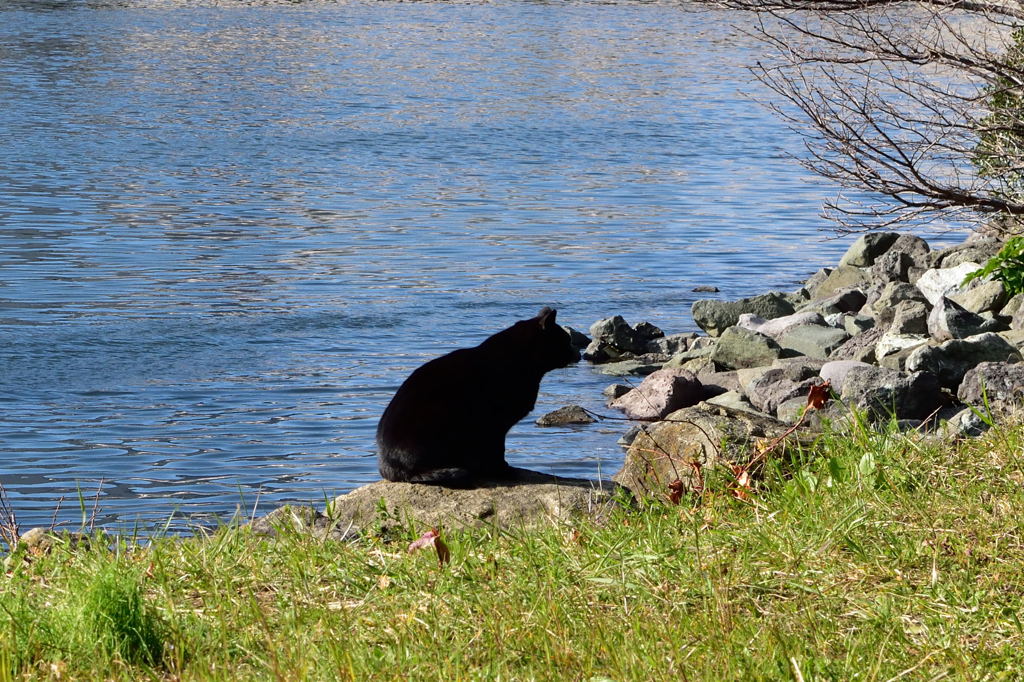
0;0;959;532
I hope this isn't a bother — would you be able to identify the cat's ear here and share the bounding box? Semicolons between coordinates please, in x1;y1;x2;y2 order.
537;307;557;330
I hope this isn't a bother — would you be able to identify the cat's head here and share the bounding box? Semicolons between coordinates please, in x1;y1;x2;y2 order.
533;307;580;370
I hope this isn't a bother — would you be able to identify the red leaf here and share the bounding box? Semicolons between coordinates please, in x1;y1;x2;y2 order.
408;528;451;566
667;479;685;505
806;380;832;411
731;465;752;501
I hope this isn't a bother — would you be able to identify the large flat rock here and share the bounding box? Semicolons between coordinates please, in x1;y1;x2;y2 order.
286;469;630;535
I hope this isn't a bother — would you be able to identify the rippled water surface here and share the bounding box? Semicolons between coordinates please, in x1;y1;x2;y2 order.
0;0;956;531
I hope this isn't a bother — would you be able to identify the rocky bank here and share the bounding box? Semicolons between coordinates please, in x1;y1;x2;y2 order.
248;231;1024;538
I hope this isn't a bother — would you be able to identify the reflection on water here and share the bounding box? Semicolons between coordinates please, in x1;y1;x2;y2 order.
0;0;958;531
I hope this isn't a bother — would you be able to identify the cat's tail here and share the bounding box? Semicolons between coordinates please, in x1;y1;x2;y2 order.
378;463;477;488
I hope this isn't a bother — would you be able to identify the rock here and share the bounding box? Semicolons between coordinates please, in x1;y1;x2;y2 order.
610;369;703;420
830;326;885;363
704;391;767;416
746;368;819;415
736;313;767;333
692;285;720;293
678;356;717;375
753;311;827;339
927;297;995;342
888;234;931;267
776;396;810;424
563;326;591;351
536;405;596;426
941;408;991;438
618;425;646;447
878;344;926;371
957;361;1024;412
931;238;1001;269
324;470;627;533
870;248;913;283
593;359;664;376
950;280;1008;315
888;300;929;335
838;232;901;267
645;333;695;356
915;262;981;305
1001;293;1024;320
906;332;1023;389
585;316;665;362
709;326;787;370
699;370;742;398
865;282;928;324
811;266;871;300
691;292;796;337
844;314;875;336
840;366;944;421
603;384;632;401
802;289;869;316
736;365;774;396
778;324;851;359
614;404;792;500
804;268;833;293
875;332;929;360
663;344;714;369
249;505;358;541
819;360;873;394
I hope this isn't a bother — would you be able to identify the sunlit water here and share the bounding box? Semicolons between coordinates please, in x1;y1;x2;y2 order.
0;0;960;532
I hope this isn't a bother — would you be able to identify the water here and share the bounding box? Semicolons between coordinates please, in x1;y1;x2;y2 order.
0;0;958;532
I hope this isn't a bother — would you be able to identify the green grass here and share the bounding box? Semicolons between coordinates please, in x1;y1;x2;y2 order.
3;418;1024;680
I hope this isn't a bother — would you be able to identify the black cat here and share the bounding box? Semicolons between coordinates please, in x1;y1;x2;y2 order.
377;307;578;486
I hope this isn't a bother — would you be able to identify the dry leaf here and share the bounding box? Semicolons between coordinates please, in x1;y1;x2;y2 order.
667;479;685;505
407;528;451;566
806;380;832;410
731;465;752;501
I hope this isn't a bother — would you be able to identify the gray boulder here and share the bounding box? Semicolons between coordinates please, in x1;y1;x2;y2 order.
614;404;792;500
536;405;597;426
957;361;1024;411
709;326;787;370
745;310;827;339
830;326;885;364
870;248;914;284
811;266;871;300
875;332;929;360
691;292;796;337
746;368;819;416
587;315;663;357
610;369;703;421
603;384;632;402
593;358;664;376
840;366;944;421
927;297;995;342
916;262;981;305
323;470;627;533
844;314;875;335
865;282;928;324
950;280;1008;315
250;505;358;541
699;370;742;399
906;332;1023;389
819;360;873;394
645;332;695;356
778;324;851;359
798;289;867;316
838;232;901;267
888;300;929;335
931;238;1002;269
804;268;833;293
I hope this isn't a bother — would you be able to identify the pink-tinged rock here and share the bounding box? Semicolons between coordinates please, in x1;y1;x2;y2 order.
610;369;703;421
